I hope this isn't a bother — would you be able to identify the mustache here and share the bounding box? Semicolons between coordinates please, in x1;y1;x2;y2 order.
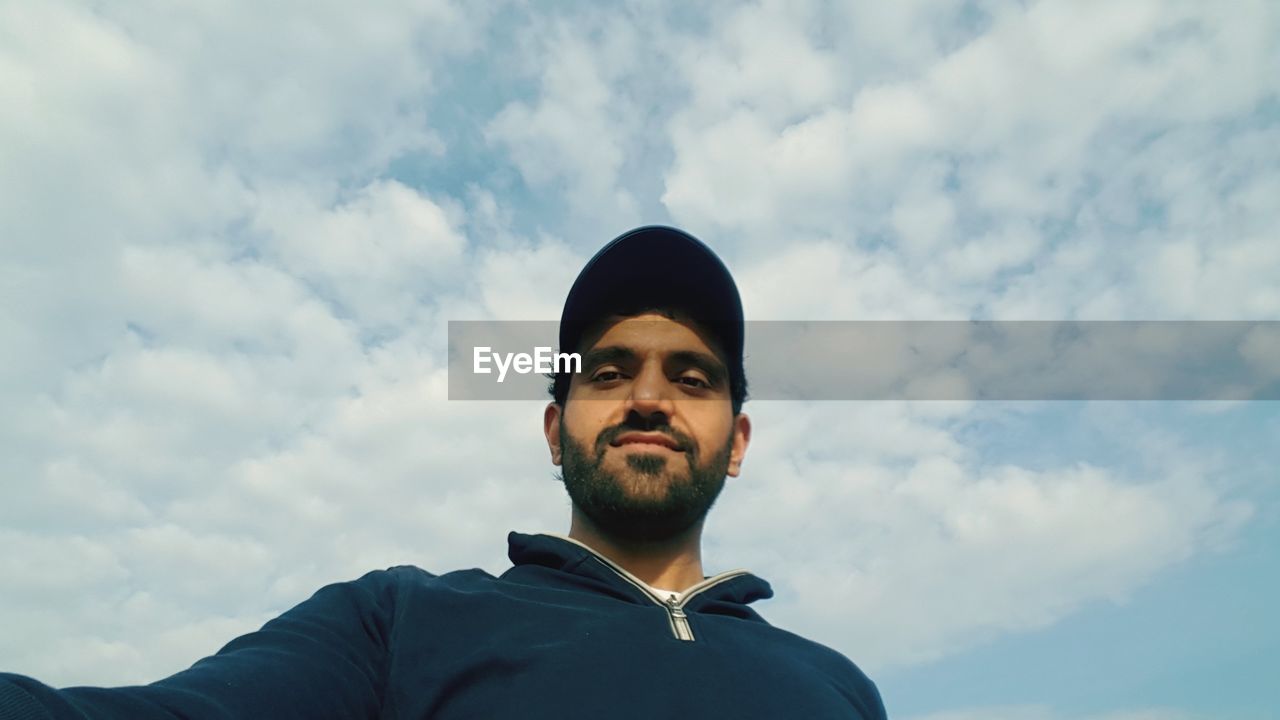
595;417;696;456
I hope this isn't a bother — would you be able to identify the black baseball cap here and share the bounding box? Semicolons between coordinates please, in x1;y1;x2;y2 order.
557;225;746;407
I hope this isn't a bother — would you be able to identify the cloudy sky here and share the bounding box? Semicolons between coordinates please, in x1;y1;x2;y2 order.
2;1;1277;718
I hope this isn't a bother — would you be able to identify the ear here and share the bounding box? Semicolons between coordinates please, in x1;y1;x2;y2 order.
543;402;564;466
726;412;752;477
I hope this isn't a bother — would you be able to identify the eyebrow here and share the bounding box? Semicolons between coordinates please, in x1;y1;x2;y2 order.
580;346;637;372
580;346;728;386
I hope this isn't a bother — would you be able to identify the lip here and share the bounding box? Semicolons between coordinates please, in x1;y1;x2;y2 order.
611;432;684;452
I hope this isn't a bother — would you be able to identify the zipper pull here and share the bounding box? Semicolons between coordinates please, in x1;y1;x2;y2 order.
665;595;695;641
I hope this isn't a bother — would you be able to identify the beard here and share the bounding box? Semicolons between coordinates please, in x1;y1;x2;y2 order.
559;416;733;543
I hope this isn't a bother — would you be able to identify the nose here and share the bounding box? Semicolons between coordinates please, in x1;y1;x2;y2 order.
625;360;675;422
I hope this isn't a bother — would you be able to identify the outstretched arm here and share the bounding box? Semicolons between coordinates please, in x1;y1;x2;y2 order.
1;568;401;720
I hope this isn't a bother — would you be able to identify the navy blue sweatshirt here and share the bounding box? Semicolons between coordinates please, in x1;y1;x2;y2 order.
1;532;887;719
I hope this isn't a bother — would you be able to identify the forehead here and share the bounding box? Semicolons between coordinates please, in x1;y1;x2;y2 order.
580;312;726;359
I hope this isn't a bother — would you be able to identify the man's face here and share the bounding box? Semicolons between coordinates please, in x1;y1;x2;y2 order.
544;312;751;543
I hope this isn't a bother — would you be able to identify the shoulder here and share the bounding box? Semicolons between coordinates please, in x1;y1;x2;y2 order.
274;565;495;638
343;564;496;599
361;564;439;586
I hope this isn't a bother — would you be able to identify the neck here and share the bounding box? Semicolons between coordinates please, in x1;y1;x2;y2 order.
567;508;706;592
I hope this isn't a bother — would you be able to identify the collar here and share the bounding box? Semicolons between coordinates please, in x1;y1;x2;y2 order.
504;531;774;610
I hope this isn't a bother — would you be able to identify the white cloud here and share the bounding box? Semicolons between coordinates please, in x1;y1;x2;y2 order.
735;239;959;319
676;0;840;124
664;0;1280;317
251;179;468;329
474;238;584;320
485;15;644;234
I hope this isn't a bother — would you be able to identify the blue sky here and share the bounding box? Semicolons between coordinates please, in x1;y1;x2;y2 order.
1;1;1277;718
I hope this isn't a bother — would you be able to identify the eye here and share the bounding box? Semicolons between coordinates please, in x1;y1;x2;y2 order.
591;370;626;383
675;375;711;389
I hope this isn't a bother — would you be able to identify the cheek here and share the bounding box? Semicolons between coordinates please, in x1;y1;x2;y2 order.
683;404;734;454
564;401;620;442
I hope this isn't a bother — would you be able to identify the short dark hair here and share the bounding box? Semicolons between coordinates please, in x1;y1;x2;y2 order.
546;306;748;415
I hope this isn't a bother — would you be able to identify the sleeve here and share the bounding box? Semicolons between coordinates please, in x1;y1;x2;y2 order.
827;650;888;720
0;568;403;720
843;663;888;720
859;678;889;720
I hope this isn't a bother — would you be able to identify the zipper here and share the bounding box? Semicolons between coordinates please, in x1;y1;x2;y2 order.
548;533;750;642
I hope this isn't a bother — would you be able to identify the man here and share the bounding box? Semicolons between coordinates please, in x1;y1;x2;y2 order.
1;226;887;719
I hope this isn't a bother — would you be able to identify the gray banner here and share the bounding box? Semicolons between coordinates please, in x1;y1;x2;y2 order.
448;321;1280;401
